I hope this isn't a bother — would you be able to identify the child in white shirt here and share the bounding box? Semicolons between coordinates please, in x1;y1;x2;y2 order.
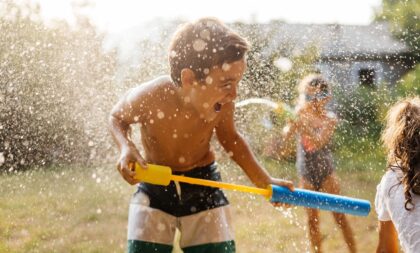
375;97;420;253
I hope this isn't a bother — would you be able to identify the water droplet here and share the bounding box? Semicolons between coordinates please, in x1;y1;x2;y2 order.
274;57;293;72
205;76;213;84
193;39;206;51
157;223;166;231
178;156;186;163
157;111;165;119
199;29;210;40
222;63;231;71
0;152;6;166
136;228;144;236
205;215;212;223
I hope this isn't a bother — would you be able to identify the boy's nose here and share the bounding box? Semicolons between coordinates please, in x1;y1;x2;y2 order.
228;85;238;100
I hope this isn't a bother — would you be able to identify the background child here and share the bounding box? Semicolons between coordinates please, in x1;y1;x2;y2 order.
109;17;293;253
266;74;356;253
375;97;420;253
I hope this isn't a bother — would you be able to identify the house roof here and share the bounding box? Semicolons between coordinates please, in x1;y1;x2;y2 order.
238;22;410;59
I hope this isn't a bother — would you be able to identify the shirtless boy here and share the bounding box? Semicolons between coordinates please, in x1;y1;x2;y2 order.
109;17;293;253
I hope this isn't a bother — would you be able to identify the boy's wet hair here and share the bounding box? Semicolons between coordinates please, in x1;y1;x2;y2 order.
382;97;420;210
168;17;249;86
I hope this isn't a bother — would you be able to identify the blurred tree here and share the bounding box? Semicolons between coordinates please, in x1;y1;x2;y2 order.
376;0;419;103
0;1;117;171
376;0;420;57
396;63;420;97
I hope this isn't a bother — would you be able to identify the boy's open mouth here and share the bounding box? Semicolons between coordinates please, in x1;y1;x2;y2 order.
214;102;222;112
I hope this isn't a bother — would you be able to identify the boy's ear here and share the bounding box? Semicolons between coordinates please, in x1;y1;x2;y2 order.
180;68;196;87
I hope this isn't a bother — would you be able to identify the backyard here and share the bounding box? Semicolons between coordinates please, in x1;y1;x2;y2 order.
0;154;386;253
1;0;418;252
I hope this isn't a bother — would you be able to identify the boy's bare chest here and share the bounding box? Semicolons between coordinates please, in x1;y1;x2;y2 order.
141;110;217;146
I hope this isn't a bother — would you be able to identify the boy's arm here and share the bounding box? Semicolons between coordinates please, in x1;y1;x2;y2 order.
215;103;293;189
109;87;147;184
376;221;399;253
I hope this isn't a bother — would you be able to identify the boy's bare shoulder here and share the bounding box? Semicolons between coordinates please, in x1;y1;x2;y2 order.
128;75;174;99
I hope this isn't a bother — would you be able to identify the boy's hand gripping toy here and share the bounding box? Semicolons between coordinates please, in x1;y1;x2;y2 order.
133;163;371;216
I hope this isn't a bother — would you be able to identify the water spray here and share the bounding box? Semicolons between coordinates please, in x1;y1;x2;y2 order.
235;98;296;120
134;163;371;216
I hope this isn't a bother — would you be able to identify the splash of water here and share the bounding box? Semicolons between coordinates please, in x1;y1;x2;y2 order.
236;98;295;120
235;98;279;109
274;207;311;252
235;98;281;130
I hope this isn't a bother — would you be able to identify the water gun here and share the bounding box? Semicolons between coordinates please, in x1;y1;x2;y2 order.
133;163;371;216
273;102;297;121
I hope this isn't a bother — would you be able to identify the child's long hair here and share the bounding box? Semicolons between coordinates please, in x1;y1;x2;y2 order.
382;97;420;210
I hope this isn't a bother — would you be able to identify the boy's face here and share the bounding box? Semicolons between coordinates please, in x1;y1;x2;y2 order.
183;58;246;121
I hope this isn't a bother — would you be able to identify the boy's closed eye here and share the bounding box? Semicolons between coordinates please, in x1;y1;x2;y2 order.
222;83;232;89
218;82;232;90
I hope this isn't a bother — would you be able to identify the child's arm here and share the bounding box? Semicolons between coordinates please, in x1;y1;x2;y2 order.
264;119;298;159
109;87;148;185
215;103;293;189
282;118;300;144
376;221;399;253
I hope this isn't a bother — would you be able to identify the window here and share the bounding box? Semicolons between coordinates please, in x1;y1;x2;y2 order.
358;68;375;87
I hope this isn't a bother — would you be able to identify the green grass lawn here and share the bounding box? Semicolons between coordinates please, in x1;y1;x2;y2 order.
0;157;386;253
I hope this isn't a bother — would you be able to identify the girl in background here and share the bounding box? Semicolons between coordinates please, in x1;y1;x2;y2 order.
375;97;420;253
266;74;356;253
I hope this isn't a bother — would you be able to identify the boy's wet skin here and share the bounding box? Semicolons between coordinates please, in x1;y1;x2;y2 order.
112;59;246;173
109;18;294;252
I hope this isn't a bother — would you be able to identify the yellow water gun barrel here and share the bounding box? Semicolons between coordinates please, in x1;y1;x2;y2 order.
133;163;271;198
